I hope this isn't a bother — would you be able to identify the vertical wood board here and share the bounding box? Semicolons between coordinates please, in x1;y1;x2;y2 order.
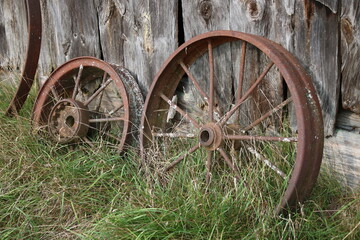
38;0;101;82
293;0;340;136
341;0;360;114
0;0;27;72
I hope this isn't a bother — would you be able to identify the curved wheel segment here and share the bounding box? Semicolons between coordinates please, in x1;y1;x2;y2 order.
32;57;143;152
6;0;42;116
140;31;324;214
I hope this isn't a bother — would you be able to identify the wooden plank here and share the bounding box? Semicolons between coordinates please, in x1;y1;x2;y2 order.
341;0;360;114
293;0;340;136
336;110;360;132
96;0;125;66
323;129;360;189
229;0;292;127
117;0;178;96
315;0;338;13
0;0;27;71
38;0;101;82
181;0;233;118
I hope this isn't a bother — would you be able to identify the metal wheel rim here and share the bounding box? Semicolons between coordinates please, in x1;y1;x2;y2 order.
140;30;324;213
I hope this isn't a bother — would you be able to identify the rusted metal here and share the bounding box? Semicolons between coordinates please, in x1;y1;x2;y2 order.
140;30;324;214
5;0;42;116
32;57;143;152
48;99;90;144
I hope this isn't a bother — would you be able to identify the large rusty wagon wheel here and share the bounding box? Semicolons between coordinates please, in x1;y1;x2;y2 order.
32;57;143;152
140;31;324;214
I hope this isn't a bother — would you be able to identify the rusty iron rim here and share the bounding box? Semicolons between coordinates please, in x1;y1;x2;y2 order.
32;57;131;152
6;0;42;116
140;30;324;214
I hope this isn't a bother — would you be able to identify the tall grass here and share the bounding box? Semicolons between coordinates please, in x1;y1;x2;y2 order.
0;80;359;239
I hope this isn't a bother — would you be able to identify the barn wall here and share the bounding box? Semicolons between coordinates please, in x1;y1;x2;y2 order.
0;0;360;187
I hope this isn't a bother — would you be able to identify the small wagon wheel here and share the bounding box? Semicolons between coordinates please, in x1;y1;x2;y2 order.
32;57;143;152
140;31;324;213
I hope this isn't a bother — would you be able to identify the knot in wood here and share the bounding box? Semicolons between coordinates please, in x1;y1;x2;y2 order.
199;0;213;21
245;0;264;22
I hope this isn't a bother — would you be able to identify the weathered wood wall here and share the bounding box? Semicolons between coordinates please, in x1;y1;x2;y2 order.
0;0;27;72
0;0;359;187
341;0;360;114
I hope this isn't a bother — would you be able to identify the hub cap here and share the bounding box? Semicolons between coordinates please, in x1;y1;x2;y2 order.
48;99;90;143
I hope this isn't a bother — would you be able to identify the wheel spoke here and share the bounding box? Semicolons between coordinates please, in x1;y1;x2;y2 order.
81;137;95;148
109;104;124;115
247;146;286;179
72;65;84;99
217;147;241;179
86;124;123;143
180;61;209;101
95;72;108;112
164;144;200;172
224;135;298;142
206;151;212;185
84;78;112;106
152;132;195;138
208;40;215;122
242;97;293;132
180;60;222;119
220;62;274;125
51;87;60;102
236;41;247;103
89;117;125;123
159;93;201;129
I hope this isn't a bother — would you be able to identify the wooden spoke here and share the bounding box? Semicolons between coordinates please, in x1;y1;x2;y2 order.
72;65;83;99
159;93;201;129
164;144;200;172
208;40;215;122
242;97;293;131
224;135;298;142
220;62;274;125
247;147;286;179
84;78;112;106
236;41;247;103
217;147;241;179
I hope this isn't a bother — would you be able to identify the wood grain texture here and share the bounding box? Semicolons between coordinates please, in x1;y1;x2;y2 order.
315;0;338;13
0;0;27;72
181;0;233;117
100;0;178;96
341;0;360;114
229;0;290;127
293;0;340;137
323;129;360;189
336;110;360;133
38;0;101;82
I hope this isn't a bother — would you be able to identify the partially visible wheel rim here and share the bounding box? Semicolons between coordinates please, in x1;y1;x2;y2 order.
140;31;324;214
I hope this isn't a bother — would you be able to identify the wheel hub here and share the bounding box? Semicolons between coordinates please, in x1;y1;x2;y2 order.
48;99;90;143
199;123;222;151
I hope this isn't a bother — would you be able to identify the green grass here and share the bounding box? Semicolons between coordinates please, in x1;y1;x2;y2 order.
1;81;360;239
